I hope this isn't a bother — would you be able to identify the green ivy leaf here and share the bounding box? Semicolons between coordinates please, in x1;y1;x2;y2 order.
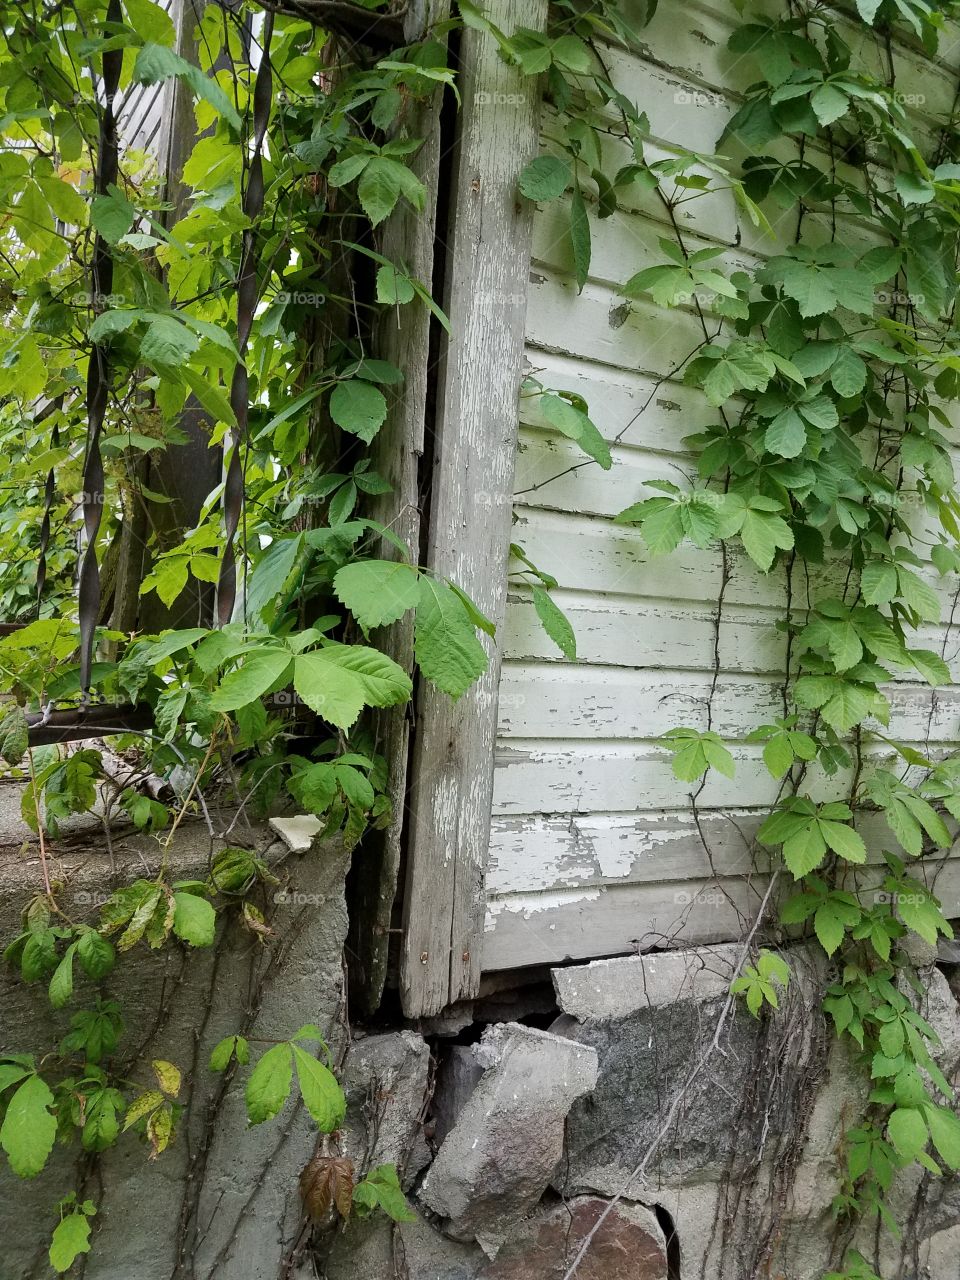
739;506;793;571
333;560;421;630
518;154;570;201
76;931;118;977
210;648;294;713
887;1106;928;1159
49;1210;93;1274
245;1043;293;1125
329;380;388;443
134;42;241;129
531;587;576;659
140;315;200;368
924;1103;960;1169
0;1074;56;1177
292;644;411;728
375;263;415;305
0;704;27;765
357;156;424;226
291;1045;346;1132
414;578;488;699
539;393;611;468
570;183;591;292
810;83;849;127
48;943;76;1009
764;407;806;458
861;561;898;605
90;187;135;244
172;892;216;947
814;904;846;956
353;1163;416;1221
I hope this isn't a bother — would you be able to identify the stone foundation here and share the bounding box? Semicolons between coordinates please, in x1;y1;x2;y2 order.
3;816;960;1279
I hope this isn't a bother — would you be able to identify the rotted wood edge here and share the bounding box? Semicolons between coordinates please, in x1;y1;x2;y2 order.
399;0;548;1017
26;705;155;747
346;0;451;1015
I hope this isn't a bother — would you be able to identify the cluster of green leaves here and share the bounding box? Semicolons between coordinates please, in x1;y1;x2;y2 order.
0;3;516;1268
729;948;790;1016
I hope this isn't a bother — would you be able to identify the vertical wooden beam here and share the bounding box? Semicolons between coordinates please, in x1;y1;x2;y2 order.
347;0;451;1014
399;0;547;1017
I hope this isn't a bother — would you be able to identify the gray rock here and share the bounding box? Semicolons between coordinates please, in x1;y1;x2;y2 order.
913;963;960;1073
419;1023;598;1256
339;1029;432;1188
325;1208;485;1280
899;931;939;966
433;1044;486;1146
552;945;742;1021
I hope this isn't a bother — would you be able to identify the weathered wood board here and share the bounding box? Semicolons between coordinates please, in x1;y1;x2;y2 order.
398;0;548;1016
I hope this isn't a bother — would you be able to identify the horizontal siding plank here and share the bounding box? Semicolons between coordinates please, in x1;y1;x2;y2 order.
482;876;773;969
511;507;957;610
490;741;957;817
502;595;959;676
497;664;960;742
487;808;954;896
483;848;960;968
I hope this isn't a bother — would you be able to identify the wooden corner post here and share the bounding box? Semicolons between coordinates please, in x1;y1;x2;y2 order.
400;0;547;1016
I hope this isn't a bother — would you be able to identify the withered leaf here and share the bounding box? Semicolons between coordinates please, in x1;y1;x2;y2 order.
299;1154;355;1223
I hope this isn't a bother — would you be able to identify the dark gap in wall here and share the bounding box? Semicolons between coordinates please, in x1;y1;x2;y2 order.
654;1202;682;1280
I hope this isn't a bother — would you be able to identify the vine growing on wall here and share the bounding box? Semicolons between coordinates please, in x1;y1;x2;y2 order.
479;0;960;1275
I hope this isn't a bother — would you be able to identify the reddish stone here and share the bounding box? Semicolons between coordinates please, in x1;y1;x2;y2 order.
480;1196;667;1280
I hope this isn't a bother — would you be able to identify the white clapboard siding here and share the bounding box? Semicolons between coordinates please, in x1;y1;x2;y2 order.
117;0;175;160
481;4;960;970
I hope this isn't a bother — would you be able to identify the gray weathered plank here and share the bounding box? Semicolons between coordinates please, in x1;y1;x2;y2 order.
399;0;548;1016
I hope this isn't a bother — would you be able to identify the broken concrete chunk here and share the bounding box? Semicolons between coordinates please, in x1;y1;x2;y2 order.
552;945;742;1022
419;1023;598;1256
268;813;323;852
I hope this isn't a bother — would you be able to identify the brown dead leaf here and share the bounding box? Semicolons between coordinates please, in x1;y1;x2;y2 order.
299;1154;355;1223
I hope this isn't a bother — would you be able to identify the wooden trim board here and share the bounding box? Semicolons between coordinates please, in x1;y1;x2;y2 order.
399;0;548;1016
